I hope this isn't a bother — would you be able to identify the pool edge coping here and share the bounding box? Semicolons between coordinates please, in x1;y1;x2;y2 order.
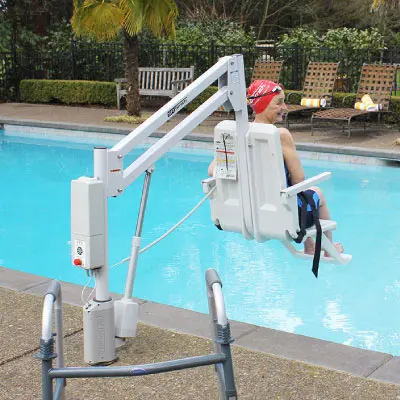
1;117;400;161
0;266;399;386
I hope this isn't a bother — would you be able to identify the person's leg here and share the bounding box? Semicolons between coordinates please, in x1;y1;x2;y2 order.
304;186;343;256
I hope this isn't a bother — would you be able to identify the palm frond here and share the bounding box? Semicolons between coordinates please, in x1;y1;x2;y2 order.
72;0;125;41
144;0;178;39
120;0;144;36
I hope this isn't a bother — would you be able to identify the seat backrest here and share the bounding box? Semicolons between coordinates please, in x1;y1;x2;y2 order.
138;67;194;93
355;64;397;111
209;121;299;243
247;122;299;242
301;62;339;107
251;60;283;83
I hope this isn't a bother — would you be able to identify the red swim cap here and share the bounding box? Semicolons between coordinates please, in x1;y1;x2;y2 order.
247;80;283;114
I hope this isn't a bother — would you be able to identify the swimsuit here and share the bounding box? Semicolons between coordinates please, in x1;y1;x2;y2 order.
284;162;320;228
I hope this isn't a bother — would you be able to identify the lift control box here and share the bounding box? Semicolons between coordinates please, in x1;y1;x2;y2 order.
71;177;105;270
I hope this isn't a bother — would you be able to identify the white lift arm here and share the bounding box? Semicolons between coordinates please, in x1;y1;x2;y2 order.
106;55;250;197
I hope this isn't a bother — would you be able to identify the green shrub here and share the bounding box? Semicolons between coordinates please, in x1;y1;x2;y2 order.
20;79;116;106
171;20;255;47
391;95;400;114
278;28;320;48
331;92;357;108
284;90;302;105
104;114;151;124
185;86;219;113
322;28;385;50
278;27;386;50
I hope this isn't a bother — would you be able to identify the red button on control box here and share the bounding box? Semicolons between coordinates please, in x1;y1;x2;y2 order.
73;259;82;266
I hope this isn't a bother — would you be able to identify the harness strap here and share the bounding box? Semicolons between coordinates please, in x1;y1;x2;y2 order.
293;194;308;244
294;191;322;278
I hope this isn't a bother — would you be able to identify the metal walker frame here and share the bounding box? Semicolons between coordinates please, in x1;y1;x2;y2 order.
37;270;237;400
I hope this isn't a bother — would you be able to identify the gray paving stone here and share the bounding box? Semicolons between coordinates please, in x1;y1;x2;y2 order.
0;267;49;291
235;325;392;377
139;301;259;341
297;142;400;160
139;301;214;338
369;356;400;384
23;278;146;307
229;320;259;341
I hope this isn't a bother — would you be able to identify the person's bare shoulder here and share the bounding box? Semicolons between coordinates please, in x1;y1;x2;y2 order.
277;127;295;146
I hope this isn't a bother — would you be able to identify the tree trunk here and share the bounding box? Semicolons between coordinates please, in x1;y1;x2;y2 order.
124;32;140;116
257;0;270;40
33;0;48;36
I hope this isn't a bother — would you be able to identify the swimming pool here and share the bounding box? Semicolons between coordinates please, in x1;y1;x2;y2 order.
1;128;400;356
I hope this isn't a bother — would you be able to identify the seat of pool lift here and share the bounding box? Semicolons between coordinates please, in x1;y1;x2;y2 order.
202;120;352;267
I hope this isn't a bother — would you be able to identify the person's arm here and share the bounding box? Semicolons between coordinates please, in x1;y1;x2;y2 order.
278;127;305;184
208;160;215;177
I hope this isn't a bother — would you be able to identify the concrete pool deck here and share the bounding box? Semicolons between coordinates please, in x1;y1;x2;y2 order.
0;102;400;161
2;267;400;400
1;103;400;399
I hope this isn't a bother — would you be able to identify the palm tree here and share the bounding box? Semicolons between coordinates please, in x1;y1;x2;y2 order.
72;0;178;116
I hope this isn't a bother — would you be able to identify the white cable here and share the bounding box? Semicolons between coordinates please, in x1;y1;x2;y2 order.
140;186;216;253
110;186;216;269
81;273;94;305
87;281;97;303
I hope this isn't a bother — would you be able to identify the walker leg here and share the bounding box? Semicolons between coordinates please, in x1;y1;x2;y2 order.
220;343;238;399
206;269;238;399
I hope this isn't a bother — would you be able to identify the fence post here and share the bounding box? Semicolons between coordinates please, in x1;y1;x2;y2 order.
209;40;216;69
10;26;18;101
293;45;299;90
71;40;77;80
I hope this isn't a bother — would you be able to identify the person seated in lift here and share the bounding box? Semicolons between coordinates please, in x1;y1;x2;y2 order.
208;79;343;257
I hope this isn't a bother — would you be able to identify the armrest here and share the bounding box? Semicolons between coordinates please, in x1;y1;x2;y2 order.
202;177;216;194
286;92;299;103
171;78;193;85
114;78;127;83
342;94;354;107
280;172;331;199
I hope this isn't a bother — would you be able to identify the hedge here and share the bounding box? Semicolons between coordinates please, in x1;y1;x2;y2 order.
20;79;116;107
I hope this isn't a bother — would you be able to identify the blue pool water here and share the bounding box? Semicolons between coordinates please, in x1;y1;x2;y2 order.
1;131;400;355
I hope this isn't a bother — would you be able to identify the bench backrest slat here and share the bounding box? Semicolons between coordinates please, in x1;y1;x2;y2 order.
115;66;195;108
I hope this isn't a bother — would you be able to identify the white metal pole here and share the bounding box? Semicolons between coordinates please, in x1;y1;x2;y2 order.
212;283;228;326
55;291;65;400
230;55;253;239
123;170;152;300
93;147;110;301
83;147;116;364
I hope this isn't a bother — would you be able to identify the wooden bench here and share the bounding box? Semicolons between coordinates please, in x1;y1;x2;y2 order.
115;66;195;109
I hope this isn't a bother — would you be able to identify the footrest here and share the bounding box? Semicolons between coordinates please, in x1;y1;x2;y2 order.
295;250;352;265
304;219;337;238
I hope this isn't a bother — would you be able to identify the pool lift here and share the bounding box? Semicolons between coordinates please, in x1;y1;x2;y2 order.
37;54;351;399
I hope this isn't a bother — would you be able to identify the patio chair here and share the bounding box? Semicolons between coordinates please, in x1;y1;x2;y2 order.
311;64;397;137
285;62;339;128
251;60;283;83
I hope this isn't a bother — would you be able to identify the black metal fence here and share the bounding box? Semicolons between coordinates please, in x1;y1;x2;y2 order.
1;41;399;101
